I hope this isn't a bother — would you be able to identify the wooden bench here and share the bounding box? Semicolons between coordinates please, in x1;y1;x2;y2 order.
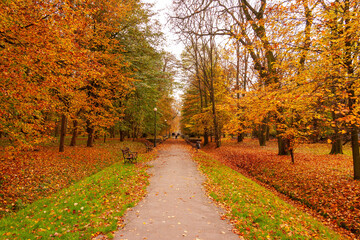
186;139;201;152
145;142;153;152
121;147;138;163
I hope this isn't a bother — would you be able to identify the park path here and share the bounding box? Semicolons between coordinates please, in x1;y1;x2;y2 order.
113;140;239;240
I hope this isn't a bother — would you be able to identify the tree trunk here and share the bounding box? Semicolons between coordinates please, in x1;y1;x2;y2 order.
343;0;359;180
330;139;343;155
59;114;67;152
86;121;94;147
277;137;290;155
351;127;360;180
290;148;295;164
70;120;78;147
214;124;221;148
275;107;289;155
235;42;244;145
329;120;343;155
203;128;209;146
330;111;343;154
120;130;124;142
258;124;266;146
237;133;244;142
266;125;270;141
286;137;295;163
104;133;106;143
210;80;220;147
210;80;220;148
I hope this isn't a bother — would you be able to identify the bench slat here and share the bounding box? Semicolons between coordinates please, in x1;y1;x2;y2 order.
121;147;137;163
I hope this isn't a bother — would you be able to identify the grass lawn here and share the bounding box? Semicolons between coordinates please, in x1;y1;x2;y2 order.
193;150;346;239
0;138;155;239
204;138;359;237
0;155;150;239
0;138;147;218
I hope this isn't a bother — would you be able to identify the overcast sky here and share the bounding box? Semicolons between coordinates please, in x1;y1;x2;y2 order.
141;0;185;101
142;0;184;58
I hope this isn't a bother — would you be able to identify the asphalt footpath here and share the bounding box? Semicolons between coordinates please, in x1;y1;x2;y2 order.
114;140;239;240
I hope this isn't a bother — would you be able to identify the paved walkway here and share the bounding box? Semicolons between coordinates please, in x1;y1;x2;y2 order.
114;140;239;240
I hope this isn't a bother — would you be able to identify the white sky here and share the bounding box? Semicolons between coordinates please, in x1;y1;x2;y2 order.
142;0;184;58
142;0;185;102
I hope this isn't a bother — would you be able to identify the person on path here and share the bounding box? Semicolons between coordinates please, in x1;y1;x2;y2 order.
195;140;201;152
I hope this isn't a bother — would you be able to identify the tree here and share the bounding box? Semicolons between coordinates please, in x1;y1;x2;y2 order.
114;2;176;140
0;0;158;151
1;0;89;149
314;0;360;178
172;0;227;147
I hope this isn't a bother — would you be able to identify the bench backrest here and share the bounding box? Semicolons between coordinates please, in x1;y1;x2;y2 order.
121;148;130;156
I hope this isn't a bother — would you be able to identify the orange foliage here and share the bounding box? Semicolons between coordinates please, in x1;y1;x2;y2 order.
204;139;360;237
0;0;135;148
0;139;146;218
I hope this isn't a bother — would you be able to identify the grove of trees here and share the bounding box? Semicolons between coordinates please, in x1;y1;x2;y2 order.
1;0;176;151
171;0;360;179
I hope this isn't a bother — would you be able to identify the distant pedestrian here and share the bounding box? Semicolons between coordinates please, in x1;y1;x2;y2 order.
195;140;201;152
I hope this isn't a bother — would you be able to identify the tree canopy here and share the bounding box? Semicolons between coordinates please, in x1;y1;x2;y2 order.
171;0;360;179
1;0;176;150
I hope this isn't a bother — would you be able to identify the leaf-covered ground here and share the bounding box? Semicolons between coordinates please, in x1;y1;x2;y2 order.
192;148;343;240
0;156;150;239
0;138;149;219
203;139;360;238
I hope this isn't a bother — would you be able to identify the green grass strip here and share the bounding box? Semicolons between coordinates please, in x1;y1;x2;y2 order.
0;159;149;239
194;151;345;240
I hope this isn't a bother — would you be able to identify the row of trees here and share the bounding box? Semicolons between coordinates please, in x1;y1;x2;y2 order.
1;0;176;151
171;0;360;179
